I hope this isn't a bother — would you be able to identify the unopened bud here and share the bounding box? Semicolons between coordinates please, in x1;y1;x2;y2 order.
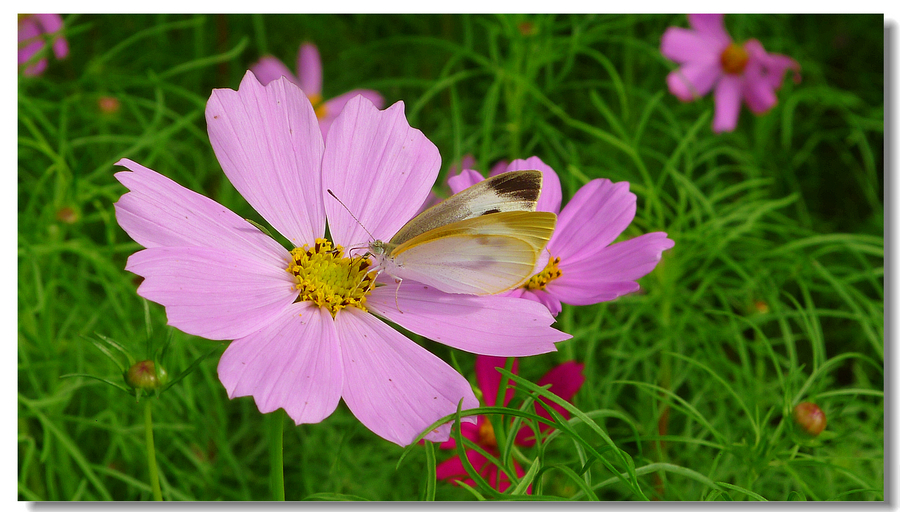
125;360;168;390
793;402;826;436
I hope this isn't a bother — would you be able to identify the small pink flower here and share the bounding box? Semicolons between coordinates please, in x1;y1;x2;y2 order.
250;42;384;137
449;157;674;316
436;355;585;493
18;14;68;76
661;14;801;133
114;72;570;446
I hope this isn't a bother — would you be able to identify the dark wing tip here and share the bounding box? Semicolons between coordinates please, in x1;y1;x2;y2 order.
486;170;542;202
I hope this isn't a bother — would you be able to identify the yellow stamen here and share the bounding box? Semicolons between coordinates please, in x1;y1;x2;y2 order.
720;43;749;75
286;238;376;317
523;256;562;291
307;93;328;120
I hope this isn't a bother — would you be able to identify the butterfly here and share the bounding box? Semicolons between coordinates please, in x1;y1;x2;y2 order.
367;170;557;295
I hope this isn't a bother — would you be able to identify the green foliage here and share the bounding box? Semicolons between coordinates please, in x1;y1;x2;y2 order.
18;14;883;501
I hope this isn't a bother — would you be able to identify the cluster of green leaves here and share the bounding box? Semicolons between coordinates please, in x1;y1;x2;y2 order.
17;14;883;501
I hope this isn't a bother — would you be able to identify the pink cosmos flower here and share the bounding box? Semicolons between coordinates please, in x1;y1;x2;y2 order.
114;72;570;446
661;14;801;133
436;355;585;493
449;157;674;316
250;42;384;138
18;14;68;76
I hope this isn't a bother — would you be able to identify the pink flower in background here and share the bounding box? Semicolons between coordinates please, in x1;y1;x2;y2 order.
449;157;674;316
250;42;384;137
114;72;569;446
18;14;68;76
660;14;801;133
436;356;585;493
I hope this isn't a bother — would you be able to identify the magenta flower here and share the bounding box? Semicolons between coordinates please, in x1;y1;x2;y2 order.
436;355;585;493
250;42;384;137
449;157;674;316
18;14;68;76
661;14;801;133
114;72;570;446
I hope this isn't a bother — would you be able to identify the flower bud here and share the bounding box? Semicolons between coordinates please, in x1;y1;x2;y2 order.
125;360;168;390
793;402;826;436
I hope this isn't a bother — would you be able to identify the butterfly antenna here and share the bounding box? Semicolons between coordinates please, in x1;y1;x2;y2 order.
326;189;377;242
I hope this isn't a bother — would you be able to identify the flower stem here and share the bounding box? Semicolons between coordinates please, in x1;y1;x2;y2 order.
267;409;285;501
143;399;163;501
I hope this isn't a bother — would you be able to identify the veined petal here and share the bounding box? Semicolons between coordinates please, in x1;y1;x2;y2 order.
687;14;731;46
660;26;724;64
206;72;326;247
114;159;289;269
126;246;297;340
504;156;562;214
666;59;722;101
250;56;299;87
713;74;743;133
218;303;342;424
475;356;519;407
548;179;636;263
322;98;441;248
320;89;386;138
335;308;479;446
447;169;486;194
297;43;323;97
367;283;568;357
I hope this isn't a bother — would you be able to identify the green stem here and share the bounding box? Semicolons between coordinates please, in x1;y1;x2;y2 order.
267;409;285;501
143;400;162;501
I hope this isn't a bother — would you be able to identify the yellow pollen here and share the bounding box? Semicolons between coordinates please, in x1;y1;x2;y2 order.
720;43;750;75
286;238;376;317
478;418;497;449
523;256;562;291
307;93;328;120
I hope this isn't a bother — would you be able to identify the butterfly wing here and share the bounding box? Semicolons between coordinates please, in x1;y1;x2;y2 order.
385;211;557;295
389;170;543;246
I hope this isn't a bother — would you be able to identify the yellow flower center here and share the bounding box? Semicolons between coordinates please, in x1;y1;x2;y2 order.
307;93;328;120
522;256;562;291
478;418;497;449
720;43;749;75
286;238;376;317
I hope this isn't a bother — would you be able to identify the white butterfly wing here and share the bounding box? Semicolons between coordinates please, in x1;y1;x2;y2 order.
384;211;556;295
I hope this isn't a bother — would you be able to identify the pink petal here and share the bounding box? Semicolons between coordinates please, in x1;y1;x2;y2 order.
475;356;519;407
660;26;724;64
548;179;636;263
18;18;47;75
712;74;743;133
504;287;563;317
516;361;585;447
206;72;326;247
34;14;67;59
114;159;289;268
547;232;673;305
666;59;722;102
447;169;486;194
687;14;731;46
217;303;342;424
742;67;778;115
486;160;509;177
321;97;441;248
249;56;300;87
335;308;478;446
744;39;801;90
504;156;562;214
447;154;477;180
126;246;297;340
367;283;569;357
436;448;487;486
297;43;323;97
319;89;386;138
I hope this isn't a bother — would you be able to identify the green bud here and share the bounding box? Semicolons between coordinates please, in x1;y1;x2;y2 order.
125;360;168;391
793;402;827;436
